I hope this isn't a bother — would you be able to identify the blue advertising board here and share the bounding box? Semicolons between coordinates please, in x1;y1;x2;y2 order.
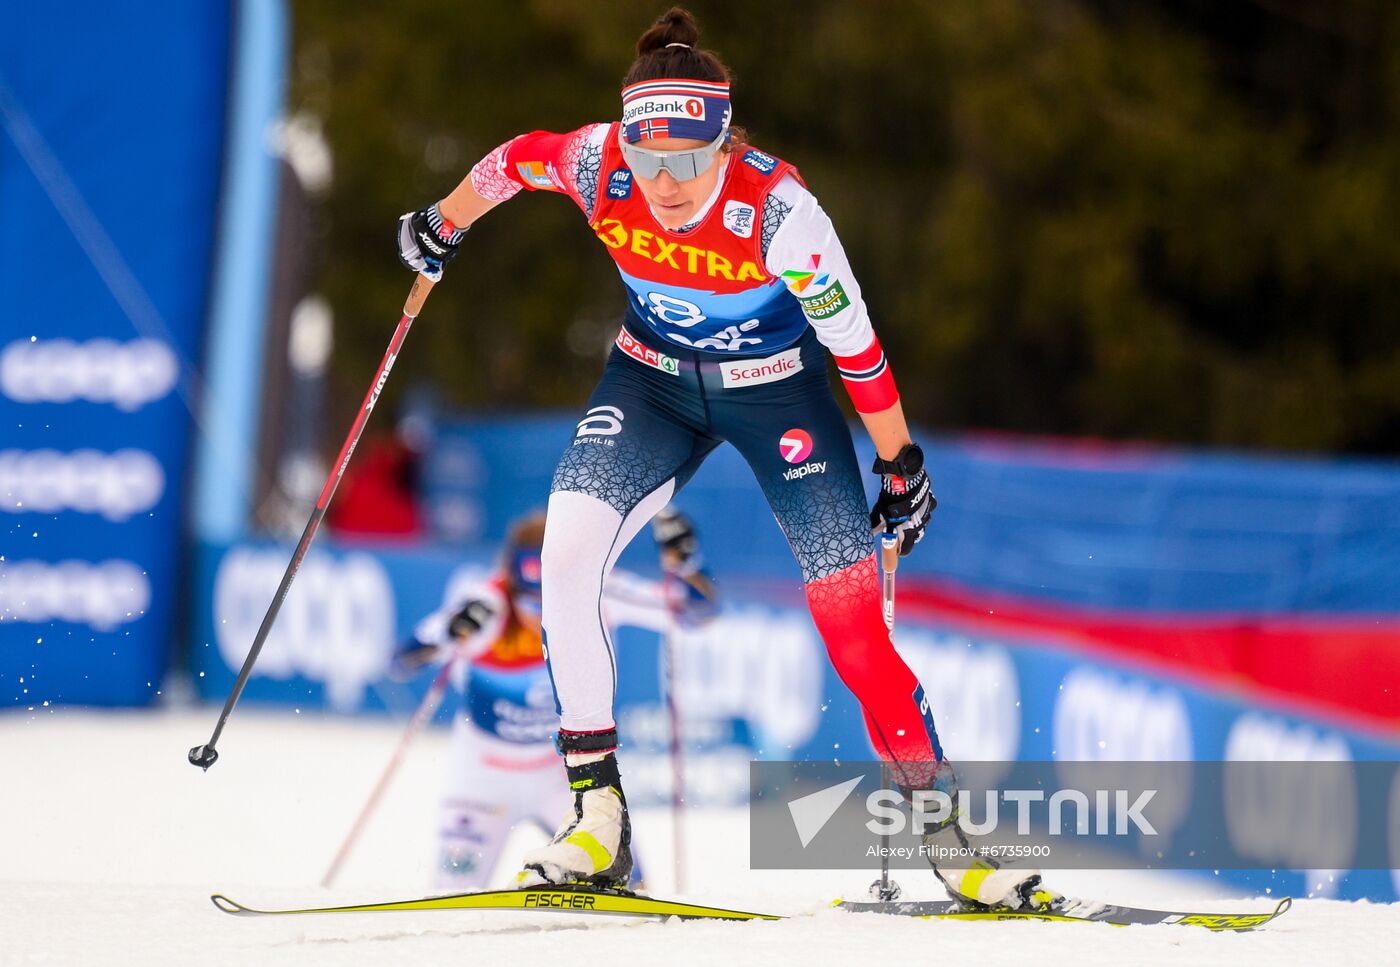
0;5;231;706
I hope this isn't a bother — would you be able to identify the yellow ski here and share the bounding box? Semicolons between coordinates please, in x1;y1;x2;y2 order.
211;885;780;922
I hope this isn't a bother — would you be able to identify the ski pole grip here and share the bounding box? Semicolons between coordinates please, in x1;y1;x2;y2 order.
403;271;438;318
880;533;900;574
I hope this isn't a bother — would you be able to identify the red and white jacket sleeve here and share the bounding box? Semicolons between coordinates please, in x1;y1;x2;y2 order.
763;175;899;413
468;123;609;212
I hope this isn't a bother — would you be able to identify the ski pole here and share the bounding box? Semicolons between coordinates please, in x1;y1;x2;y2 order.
321;658;454;888
876;532;901;903
189;272;438;771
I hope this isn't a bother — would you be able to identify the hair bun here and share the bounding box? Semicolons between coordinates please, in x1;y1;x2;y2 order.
636;6;701;56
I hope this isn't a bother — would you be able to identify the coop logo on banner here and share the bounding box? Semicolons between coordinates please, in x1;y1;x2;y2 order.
0;449;164;520
1224;712;1356;892
1052;666;1192;845
0;559;151;630
0;338;179;411
213;547;395;710
671;606;823;749
895;631;1020;769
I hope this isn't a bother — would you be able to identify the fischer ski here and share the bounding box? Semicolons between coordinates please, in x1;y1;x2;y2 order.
211;885;1289;931
832;895;1292;931
211;885;780;922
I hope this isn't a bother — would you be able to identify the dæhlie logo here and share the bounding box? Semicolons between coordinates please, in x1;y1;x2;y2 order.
779;429;813;464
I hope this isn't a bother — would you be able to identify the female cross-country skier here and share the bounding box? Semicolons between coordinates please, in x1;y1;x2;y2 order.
396;6;1052;911
393;507;716;889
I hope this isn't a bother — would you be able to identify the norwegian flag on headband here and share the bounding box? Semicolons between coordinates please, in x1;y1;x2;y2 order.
621;78;731;143
637;117;670;139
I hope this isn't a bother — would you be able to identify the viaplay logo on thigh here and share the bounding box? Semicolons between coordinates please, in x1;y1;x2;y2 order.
779;428;825;482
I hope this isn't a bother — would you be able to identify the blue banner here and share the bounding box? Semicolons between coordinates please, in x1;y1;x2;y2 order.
423;413;1400;612
0;5;231;706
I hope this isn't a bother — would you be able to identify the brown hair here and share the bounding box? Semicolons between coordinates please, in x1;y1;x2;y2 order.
505;511;546;551
499;510;547;635
623;7;749;151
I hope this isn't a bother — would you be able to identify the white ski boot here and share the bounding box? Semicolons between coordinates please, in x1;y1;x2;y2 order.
913;760;1059;911
517;729;634;889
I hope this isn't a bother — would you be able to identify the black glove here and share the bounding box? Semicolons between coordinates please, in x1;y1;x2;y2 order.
447;599;494;640
652;505;699;571
397;202;466;275
869;443;936;556
391;639;444;677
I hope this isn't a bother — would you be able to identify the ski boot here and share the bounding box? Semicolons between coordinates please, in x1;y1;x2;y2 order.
517;728;634;890
911;760;1059;912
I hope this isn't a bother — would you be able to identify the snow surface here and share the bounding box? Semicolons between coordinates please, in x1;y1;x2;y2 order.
2;707;1394;966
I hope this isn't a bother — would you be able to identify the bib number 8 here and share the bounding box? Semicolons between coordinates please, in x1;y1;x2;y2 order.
645;292;707;329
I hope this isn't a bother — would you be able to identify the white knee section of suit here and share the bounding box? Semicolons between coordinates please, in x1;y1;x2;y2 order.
543;486;674;732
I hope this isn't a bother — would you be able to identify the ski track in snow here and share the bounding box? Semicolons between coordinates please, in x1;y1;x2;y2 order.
2;708;1394;966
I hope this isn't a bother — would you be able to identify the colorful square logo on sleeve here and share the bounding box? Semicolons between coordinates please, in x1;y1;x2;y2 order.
780;254;830;294
516;161;559;191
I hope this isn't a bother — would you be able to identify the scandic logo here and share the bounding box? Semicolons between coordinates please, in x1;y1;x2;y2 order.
720;348;802;388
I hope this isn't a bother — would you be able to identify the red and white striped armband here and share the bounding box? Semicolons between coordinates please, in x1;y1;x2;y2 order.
833;337;899;413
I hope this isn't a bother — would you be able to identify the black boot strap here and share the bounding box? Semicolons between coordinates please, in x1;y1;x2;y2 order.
556;727;619;755
566;752;623;794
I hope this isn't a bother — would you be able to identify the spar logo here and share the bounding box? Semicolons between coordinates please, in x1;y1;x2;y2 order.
779;429;825;481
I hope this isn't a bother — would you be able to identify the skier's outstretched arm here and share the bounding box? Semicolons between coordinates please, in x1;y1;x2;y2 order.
397;126;607;276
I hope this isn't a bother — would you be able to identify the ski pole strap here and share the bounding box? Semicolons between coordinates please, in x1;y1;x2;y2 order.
557;727;620;756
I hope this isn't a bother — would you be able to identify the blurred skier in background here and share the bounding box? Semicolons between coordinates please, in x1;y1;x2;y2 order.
394;506;716;889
